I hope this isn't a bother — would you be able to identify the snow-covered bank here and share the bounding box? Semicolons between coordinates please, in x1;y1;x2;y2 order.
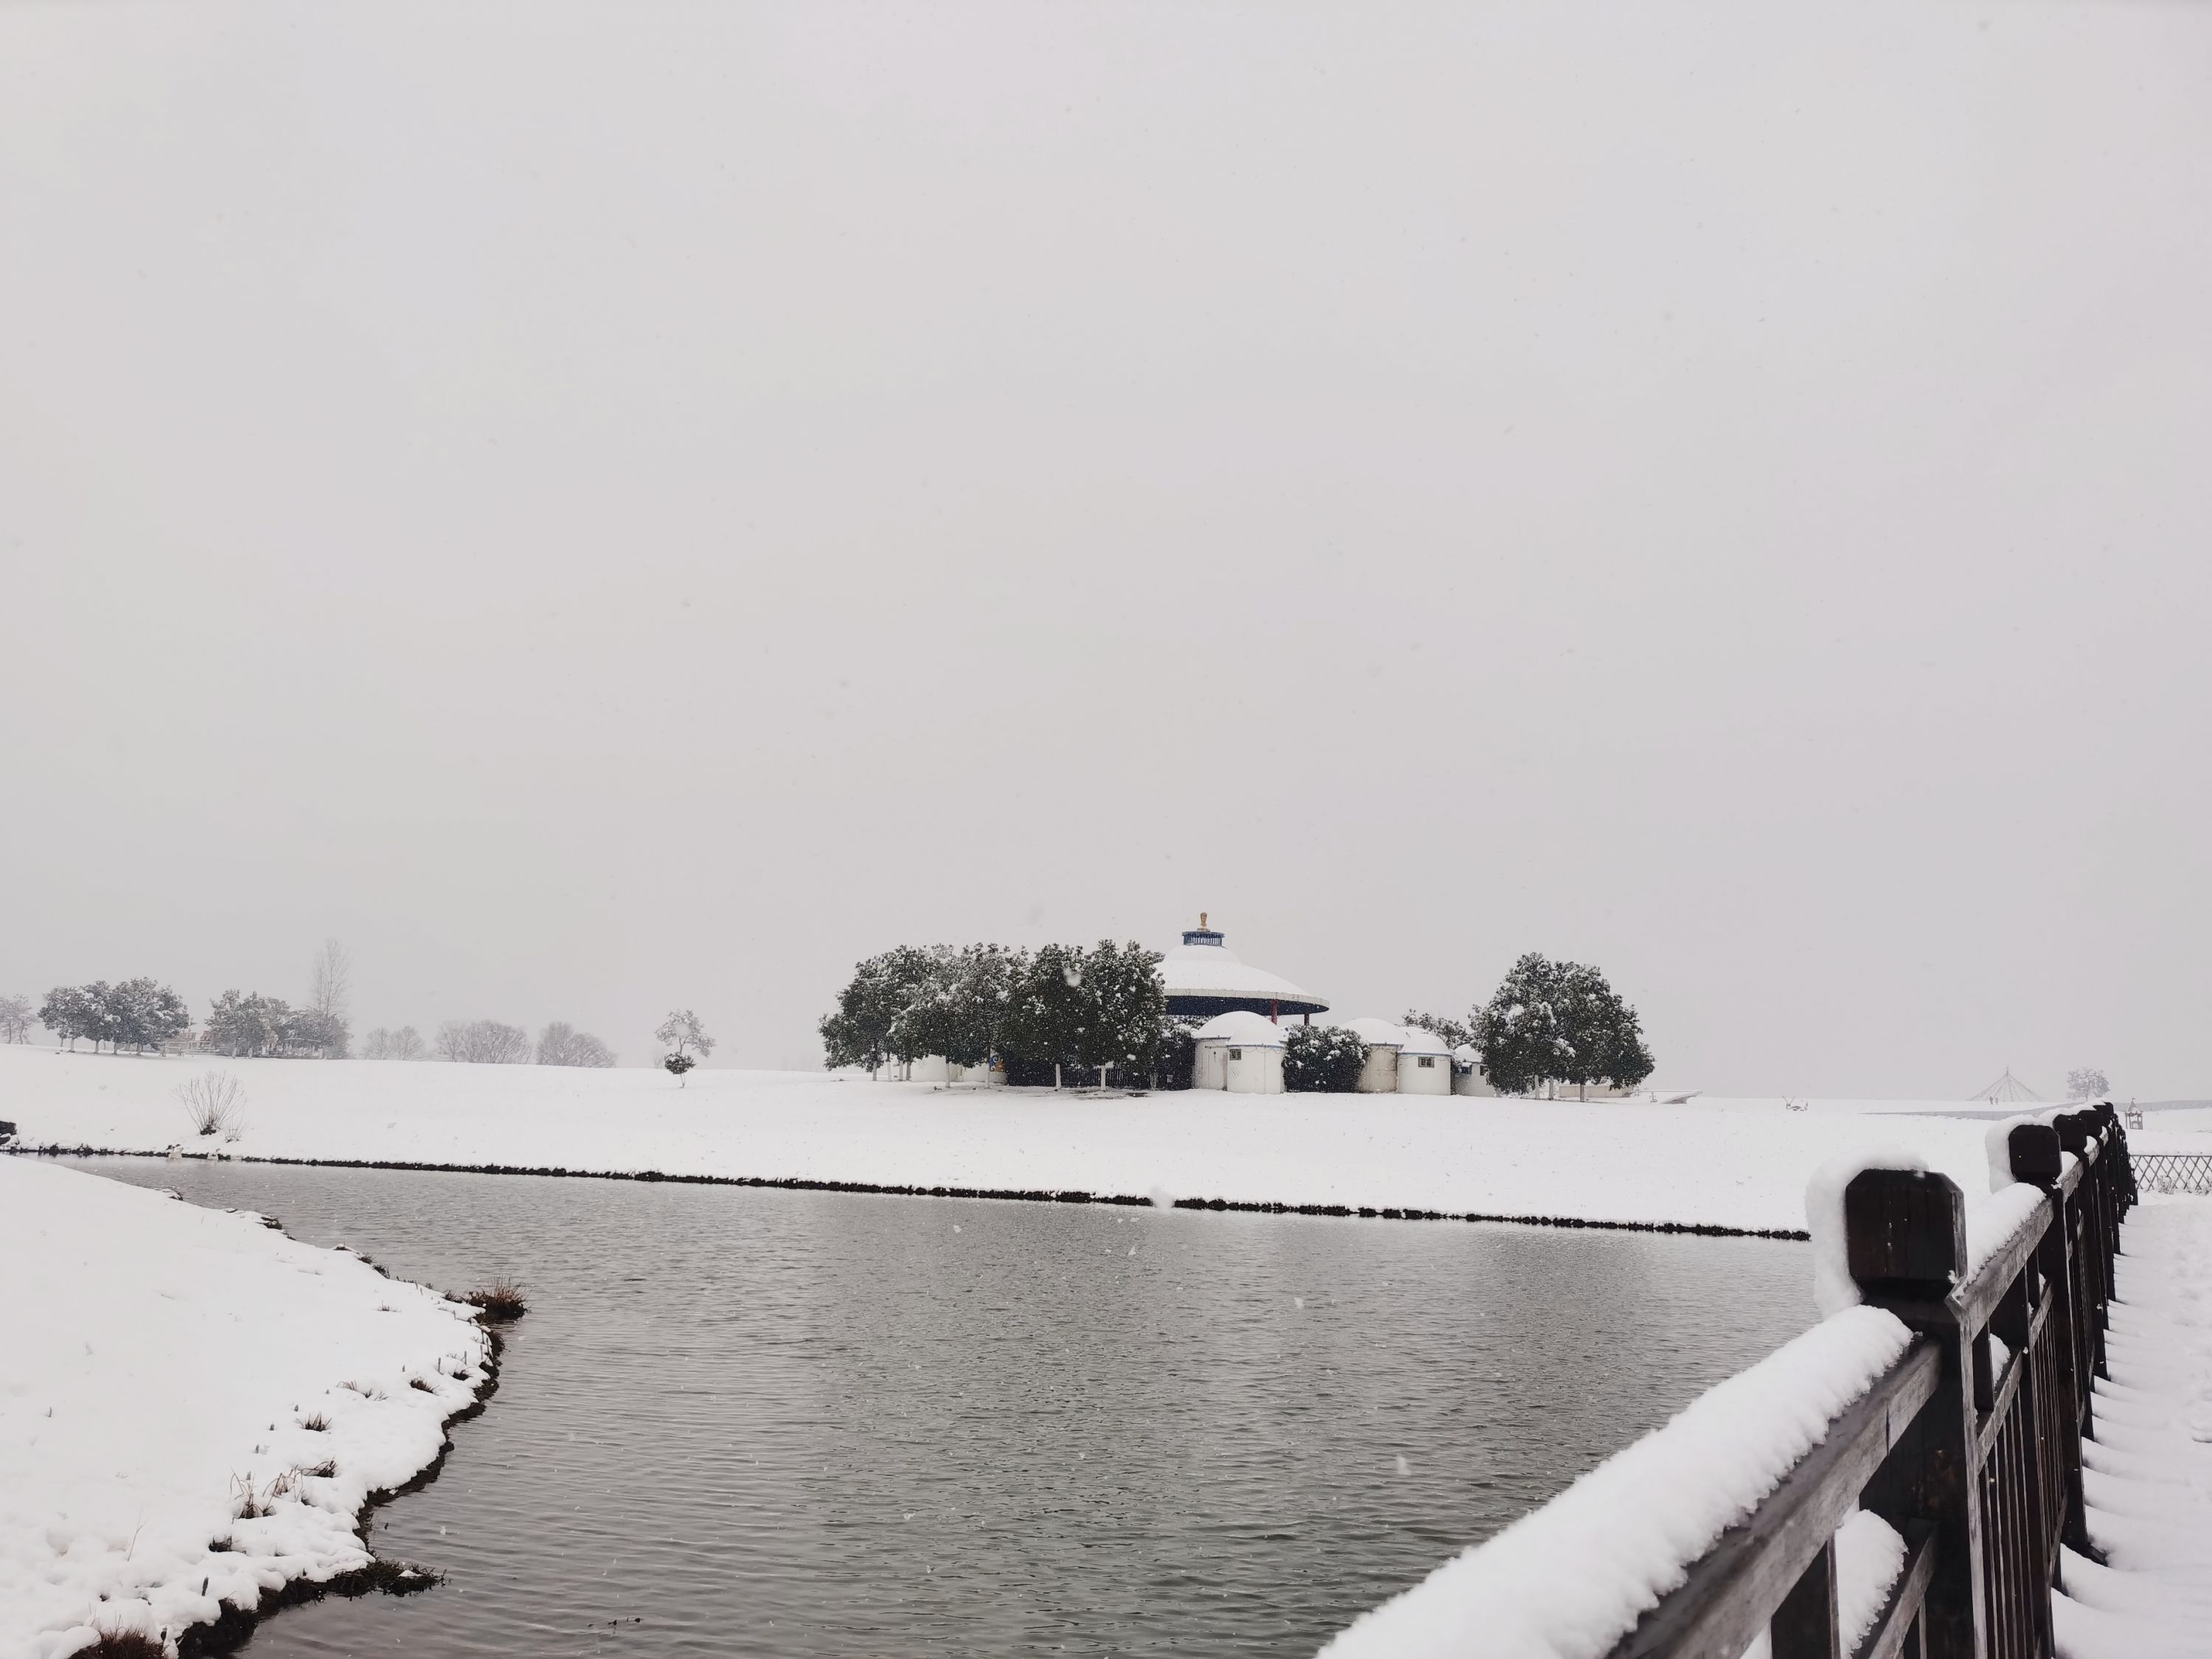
0;1047;2008;1234
0;1158;491;1659
2052;1197;2212;1659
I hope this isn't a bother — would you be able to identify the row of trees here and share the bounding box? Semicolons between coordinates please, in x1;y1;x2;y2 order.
821;942;1170;1087
1407;952;1654;1098
36;979;192;1054
355;1020;620;1066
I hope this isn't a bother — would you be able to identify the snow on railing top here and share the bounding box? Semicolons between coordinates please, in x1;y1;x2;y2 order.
1314;1305;1914;1659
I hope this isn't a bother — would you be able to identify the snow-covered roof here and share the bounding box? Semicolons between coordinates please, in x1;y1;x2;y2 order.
1342;1016;1408;1048
1193;1010;1290;1047
1159;930;1326;1015
1396;1026;1450;1058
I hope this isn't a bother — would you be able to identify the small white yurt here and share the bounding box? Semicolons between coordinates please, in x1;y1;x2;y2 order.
1343;1017;1408;1093
1192;1010;1288;1094
890;1056;1004;1086
1450;1045;1496;1097
1395;1025;1452;1096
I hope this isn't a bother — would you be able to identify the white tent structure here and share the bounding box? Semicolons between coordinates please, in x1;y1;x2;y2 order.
1343;1017;1408;1093
1971;1068;2042;1105
1159;917;1328;1021
1192;1010;1288;1093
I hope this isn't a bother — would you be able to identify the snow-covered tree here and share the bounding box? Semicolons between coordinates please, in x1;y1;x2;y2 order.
2066;1066;2111;1100
655;1008;714;1083
819;947;936;1074
0;993;33;1043
106;978;189;1053
1284;1024;1367;1092
1475;953;1653;1098
1002;940;1165;1087
39;984;100;1050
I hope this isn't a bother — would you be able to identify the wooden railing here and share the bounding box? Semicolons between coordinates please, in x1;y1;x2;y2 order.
1605;1103;2132;1659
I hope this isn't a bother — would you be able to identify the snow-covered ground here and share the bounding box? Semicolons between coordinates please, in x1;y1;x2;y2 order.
0;1158;491;1659
2053;1195;2212;1658
0;1046;2040;1234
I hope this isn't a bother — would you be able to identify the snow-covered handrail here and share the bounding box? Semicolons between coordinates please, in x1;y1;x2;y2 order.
1317;1105;2134;1659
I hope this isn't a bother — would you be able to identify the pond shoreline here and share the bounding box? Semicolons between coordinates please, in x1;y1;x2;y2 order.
175;1325;505;1658
8;1147;1813;1240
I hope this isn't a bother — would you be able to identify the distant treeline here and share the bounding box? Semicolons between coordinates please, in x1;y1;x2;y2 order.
11;986;621;1068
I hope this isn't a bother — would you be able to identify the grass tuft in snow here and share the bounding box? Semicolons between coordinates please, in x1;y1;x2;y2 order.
461;1279;528;1321
299;1413;330;1432
82;1627;167;1658
232;1470;297;1518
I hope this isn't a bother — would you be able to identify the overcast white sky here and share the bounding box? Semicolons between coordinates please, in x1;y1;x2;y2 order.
3;1;2208;1096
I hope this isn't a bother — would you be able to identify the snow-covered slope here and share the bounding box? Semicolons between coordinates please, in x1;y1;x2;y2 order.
0;1047;2005;1234
0;1158;490;1659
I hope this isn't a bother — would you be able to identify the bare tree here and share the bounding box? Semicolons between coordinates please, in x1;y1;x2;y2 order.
308;939;352;1022
305;939;352;1057
536;1021;617;1067
0;994;33;1043
389;1024;425;1061
437;1018;530;1063
361;1028;392;1060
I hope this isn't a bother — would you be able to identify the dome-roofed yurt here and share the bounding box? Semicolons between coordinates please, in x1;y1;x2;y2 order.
1394;1024;1452;1096
1192;1009;1289;1094
1450;1044;1495;1097
1342;1017;1408;1093
1159;917;1328;1021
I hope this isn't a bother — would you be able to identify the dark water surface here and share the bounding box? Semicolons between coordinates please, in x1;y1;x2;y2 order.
70;1160;1814;1658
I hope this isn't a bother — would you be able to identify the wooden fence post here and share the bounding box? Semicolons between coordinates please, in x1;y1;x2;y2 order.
1846;1168;1980;1659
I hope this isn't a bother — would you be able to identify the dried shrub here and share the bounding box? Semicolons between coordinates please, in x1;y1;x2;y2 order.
299;1413;330;1432
175;1071;246;1138
462;1279;528;1321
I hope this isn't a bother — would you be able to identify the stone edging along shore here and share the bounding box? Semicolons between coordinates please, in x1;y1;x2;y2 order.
11;1144;1813;1242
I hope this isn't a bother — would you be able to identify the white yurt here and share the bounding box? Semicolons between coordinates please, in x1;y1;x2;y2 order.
1450;1045;1496;1097
1394;1025;1452;1095
885;1056;1004;1086
1343;1017;1408;1093
1192;1010;1289;1094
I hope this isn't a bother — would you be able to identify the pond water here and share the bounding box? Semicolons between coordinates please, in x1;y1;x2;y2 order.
70;1161;1815;1658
